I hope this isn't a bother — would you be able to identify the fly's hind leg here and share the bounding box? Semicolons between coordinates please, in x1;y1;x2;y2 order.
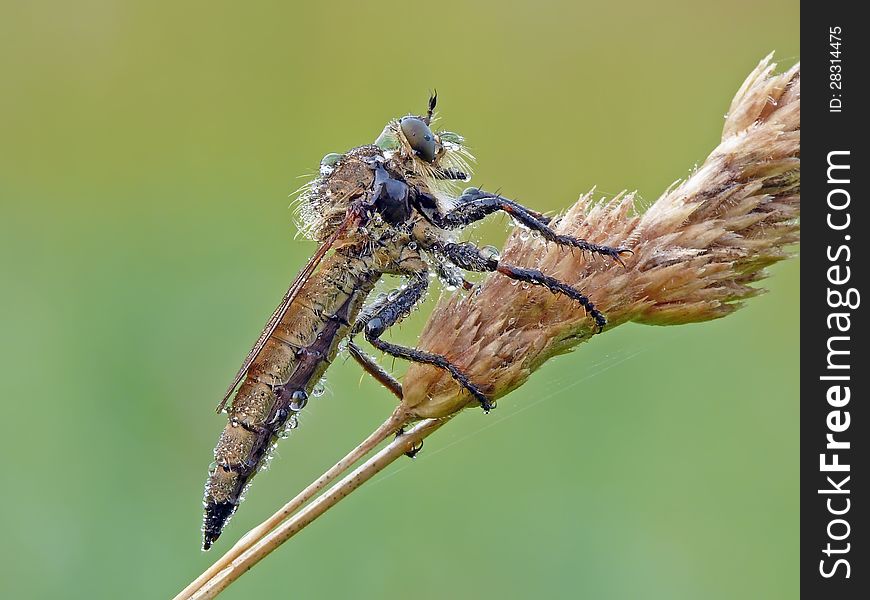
347;341;402;400
430;187;631;263
437;241;608;332
354;273;493;413
347;341;422;457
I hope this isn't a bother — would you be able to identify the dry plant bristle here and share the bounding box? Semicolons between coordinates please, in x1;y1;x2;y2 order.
401;55;800;419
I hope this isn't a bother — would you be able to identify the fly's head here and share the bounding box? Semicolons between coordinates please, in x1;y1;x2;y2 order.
294;94;473;242
374;93;474;192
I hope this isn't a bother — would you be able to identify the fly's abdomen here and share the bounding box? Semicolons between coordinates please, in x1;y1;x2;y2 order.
202;379;278;549
202;255;378;550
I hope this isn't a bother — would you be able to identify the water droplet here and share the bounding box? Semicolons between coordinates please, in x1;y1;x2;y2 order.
290;390;308;411
312;379;326;398
508;317;517;326
521;282;530;290
408;241;418;250
287;414;299;429
208;462;218;475
480;245;500;262
509;279;519;286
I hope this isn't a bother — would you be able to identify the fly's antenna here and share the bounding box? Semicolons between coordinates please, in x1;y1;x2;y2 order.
424;90;437;124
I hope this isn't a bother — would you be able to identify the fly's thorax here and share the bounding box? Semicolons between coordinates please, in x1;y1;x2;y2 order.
297;145;382;241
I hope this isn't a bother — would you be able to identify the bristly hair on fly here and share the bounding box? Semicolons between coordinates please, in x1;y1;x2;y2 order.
291;97;475;241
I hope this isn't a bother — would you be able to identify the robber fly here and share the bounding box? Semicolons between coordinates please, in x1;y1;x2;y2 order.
201;94;629;549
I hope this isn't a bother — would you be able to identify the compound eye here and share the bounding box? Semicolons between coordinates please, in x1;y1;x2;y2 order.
399;117;436;162
320;152;342;167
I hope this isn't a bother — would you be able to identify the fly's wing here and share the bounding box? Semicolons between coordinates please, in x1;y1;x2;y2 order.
216;211;360;413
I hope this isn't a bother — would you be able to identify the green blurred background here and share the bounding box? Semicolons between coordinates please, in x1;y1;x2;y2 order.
0;1;798;598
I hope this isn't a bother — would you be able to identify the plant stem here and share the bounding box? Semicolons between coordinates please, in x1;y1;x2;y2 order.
188;416;450;599
174;408;410;600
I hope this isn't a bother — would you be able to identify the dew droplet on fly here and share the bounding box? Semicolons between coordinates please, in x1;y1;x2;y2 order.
480;245;500;262
289;390;308;411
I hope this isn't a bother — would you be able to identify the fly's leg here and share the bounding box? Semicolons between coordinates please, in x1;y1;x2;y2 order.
346;343;422;457
347;341;403;400
451;187;552;224
347;292;403;399
431;188;631;263
437;241;608;332
433;258;474;291
354;274;494;412
394;426;425;458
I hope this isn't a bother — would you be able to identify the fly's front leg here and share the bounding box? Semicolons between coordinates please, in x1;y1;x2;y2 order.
451;187;552;224
355;274;494;412
438;241;608;332
433;188;631;263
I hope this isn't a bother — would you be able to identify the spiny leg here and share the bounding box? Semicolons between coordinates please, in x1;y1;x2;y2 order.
367;337;492;412
433;187;630;263
436;241;608;332
496;264;607;332
451;186;552;225
347;341;422;457
356;274;493;412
